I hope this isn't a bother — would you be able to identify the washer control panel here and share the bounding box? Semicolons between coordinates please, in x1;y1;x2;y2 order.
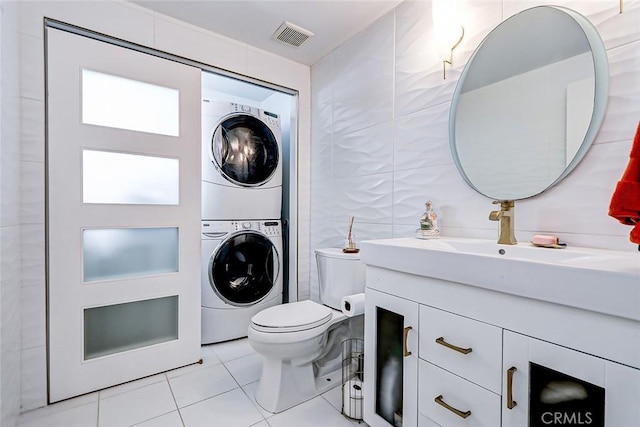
261;110;280;128
228;102;280;129
258;221;281;237
203;220;281;237
230;102;254;114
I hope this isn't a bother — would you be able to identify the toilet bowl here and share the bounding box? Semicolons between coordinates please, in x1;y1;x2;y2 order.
248;300;350;413
248;248;366;413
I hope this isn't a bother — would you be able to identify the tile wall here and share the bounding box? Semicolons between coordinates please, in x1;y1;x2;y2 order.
309;0;640;299
5;0;639;421
14;0;311;415
1;1;23;425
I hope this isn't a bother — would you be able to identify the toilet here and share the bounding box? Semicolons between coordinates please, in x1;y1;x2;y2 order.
248;248;365;413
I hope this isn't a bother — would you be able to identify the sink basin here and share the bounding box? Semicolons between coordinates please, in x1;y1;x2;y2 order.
392;238;597;263
360;237;640;321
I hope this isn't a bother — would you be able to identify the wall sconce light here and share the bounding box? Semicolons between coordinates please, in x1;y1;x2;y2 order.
432;0;465;79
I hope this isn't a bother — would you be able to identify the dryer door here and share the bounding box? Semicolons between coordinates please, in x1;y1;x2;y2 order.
211;114;279;187
209;231;279;306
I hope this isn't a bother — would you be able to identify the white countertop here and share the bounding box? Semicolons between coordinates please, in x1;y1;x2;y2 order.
360;237;640;322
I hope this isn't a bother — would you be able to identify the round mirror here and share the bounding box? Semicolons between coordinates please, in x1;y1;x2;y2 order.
450;6;609;200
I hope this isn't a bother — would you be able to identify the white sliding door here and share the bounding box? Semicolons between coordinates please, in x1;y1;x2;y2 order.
46;28;201;402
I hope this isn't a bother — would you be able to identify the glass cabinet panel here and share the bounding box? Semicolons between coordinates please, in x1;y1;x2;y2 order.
529;362;605;426
364;288;418;427
376;307;404;426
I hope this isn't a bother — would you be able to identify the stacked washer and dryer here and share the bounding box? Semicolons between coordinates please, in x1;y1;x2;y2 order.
201;100;284;344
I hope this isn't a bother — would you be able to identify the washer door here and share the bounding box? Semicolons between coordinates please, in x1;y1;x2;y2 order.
209;231;279;306
211;114;279;187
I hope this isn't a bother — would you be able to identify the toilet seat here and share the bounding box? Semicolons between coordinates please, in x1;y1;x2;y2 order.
251;300;333;333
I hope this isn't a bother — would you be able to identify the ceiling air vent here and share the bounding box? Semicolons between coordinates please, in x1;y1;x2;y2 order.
272;21;314;48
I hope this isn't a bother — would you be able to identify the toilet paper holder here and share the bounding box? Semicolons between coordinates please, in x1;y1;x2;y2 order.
341;338;364;420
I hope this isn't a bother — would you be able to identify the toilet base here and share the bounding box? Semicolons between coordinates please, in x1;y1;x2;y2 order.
254;357;342;413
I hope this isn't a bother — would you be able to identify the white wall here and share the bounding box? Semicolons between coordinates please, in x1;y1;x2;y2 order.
15;0;311;413
1;1;23;425
309;0;640;300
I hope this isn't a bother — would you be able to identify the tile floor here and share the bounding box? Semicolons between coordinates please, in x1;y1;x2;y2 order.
18;338;369;427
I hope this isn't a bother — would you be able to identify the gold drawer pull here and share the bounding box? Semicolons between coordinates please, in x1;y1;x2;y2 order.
435;336;472;354
507;366;518;409
403;326;412;357
434;395;471;419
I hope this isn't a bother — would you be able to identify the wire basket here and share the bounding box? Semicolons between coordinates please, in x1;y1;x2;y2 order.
341;338;364;420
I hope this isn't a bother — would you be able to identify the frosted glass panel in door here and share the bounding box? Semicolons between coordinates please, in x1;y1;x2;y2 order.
82;69;180;136
83;228;179;282
82;150;179;205
84;296;179;360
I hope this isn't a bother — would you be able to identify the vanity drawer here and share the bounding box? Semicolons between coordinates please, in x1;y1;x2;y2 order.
419;305;502;393
419;359;501;427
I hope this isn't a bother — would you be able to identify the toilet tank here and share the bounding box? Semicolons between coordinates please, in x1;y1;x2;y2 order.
315;248;366;310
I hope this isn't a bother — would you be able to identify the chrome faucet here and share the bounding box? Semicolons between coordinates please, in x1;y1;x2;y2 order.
489;200;517;245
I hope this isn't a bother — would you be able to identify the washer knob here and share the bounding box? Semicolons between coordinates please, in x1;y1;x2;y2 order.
242;222;252;229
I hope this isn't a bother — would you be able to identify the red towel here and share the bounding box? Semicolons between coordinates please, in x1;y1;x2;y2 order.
609;121;640;244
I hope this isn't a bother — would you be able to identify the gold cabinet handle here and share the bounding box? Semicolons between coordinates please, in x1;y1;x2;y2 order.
507;366;518;409
403;326;412;357
435;336;472;355
434;395;471;419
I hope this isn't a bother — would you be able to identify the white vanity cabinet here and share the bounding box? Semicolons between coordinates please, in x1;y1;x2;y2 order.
503;331;640;427
364;288;419;427
363;264;640;427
